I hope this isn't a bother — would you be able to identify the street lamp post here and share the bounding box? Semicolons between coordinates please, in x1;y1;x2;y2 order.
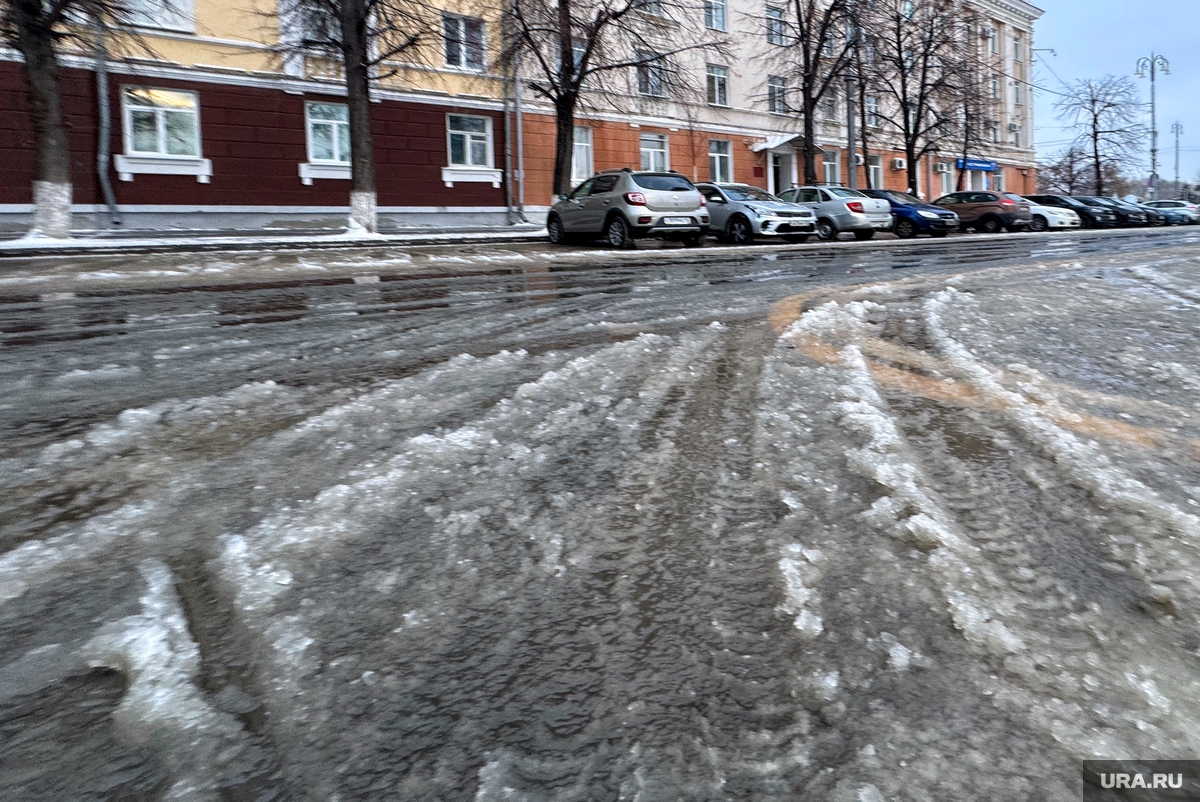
1135;53;1169;200
1172;122;1183;198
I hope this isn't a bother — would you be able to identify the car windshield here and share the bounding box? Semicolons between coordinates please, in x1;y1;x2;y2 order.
631;174;696;191
1075;198;1107;207
876;191;921;205
825;187;868;198
723;186;780;202
1059;197;1084;207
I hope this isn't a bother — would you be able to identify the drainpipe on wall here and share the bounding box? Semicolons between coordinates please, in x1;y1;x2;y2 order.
92;20;122;228
503;62;517;224
514;53;526;219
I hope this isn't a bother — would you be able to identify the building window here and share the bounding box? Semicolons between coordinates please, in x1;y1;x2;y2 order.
823;150;839;184
820;92;838;121
940;165;953;196
443;14;484;70
767;76;787;113
447;114;491;167
867;154;882;188
127;0;193;32
305;102;350;164
704;0;727;30
990;75;1001;100
1013;82;1023;105
988;27;999;54
993;170;1005;191
988;123;999;143
1011;128;1020;147
638;0;665;15
122;87;201;157
640;133;668;171
1012;34;1023;62
766;6;786;45
900;0;915;19
709;139;732;182
637;53;666;96
571;126;593;184
865;95;880;127
706;65;729;106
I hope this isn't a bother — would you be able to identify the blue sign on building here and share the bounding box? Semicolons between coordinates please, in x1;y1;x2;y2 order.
956;158;998;172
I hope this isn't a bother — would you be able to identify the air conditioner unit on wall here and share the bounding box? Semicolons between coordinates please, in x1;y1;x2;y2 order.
934;162;951;174
854;154;865;165
891;158;907;170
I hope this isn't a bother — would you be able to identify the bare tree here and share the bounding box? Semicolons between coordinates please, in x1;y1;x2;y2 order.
0;0;146;236
855;0;972;196
769;0;857;185
1054;75;1144;196
1036;145;1088;194
502;0;724;197
276;0;434;231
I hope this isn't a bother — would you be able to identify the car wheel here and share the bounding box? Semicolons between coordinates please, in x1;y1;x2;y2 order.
929;230;949;238
1029;215;1048;233
726;215;753;245
1079;215;1094;229
978;216;1002;234
816;219;838;241
681;232;703;247
604;215;635;250
853;229;875;241
783;234;810;243
894;219;918;239
547;214;570;245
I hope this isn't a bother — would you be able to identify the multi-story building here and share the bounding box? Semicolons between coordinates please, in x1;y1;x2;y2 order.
0;0;1041;230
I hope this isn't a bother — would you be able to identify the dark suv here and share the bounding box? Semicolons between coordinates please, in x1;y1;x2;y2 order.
1025;195;1117;228
1081;197;1149;227
931;191;1031;232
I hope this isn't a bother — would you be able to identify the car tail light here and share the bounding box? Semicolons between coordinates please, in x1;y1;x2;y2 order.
999;198;1016;206
846;201;864;213
699;195;707;207
638;216;651;224
624;192;647;206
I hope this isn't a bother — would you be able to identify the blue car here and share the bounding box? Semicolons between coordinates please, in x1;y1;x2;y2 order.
861;189;959;238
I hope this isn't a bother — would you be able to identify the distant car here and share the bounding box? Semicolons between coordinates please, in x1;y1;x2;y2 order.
1143;200;1200;223
862;189;959;238
1140;204;1192;225
1078;197;1148;227
776;186;893;240
1010;193;1080;231
696;182;816;244
1025;194;1117;228
931;190;1032;232
547;169;708;249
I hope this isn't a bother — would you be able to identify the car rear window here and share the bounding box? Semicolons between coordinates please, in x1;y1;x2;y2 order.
825;187;868;198
631;174;696;191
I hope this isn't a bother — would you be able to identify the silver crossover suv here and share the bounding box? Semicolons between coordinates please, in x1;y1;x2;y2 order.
547;169;709;249
776;185;893;240
696;183;817;244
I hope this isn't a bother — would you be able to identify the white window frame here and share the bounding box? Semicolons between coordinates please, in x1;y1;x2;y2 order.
940;165;953;196
706;64;729;107
442;113;502;187
867;155;882;189
709;139;732;182
767;76;787;114
116;86;211;183
571;126;593;184
443;13;485;71
704;0;727;30
822;150;840;185
299;101;352;184
820;92;838;121
990;75;1001;100
1013;82;1023;106
865;95;880;127
637;54;667;97
640;133;669;172
766;6;786;45
1012;34;1023;62
988;27;999;54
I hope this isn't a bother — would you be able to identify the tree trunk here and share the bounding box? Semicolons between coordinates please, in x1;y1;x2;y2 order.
905;143;919;197
801;100;817;185
341;0;377;232
552;95;578;197
12;0;72;237
858;82;873;189
1091;129;1103;196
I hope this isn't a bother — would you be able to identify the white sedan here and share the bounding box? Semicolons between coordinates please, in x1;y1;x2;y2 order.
1011;194;1081;231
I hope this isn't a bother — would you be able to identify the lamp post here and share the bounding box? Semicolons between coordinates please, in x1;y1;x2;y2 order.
1135;53;1169;199
1172;122;1183;198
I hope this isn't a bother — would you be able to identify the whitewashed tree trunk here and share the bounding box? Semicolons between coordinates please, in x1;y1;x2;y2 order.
32;181;72;238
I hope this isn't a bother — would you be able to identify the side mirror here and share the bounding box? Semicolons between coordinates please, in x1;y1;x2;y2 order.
709;196;726;204
555;194;567;202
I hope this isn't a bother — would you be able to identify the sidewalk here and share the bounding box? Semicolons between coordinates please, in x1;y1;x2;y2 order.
0;222;548;258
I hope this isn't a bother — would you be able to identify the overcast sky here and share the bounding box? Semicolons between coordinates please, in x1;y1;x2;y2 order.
1031;0;1199;184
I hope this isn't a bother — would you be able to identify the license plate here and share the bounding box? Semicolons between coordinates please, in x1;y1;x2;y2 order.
663;216;692;225
873;221;891;229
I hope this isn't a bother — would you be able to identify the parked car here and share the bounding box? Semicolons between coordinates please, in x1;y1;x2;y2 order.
547;169;708;249
861;189;959;238
1139;203;1193;225
931;190;1032;232
1077;197;1148;227
696;183;816;244
1025;194;1117;228
1133;203;1169;226
775;186;893;240
1010;194;1080;232
1143;199;1200;223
